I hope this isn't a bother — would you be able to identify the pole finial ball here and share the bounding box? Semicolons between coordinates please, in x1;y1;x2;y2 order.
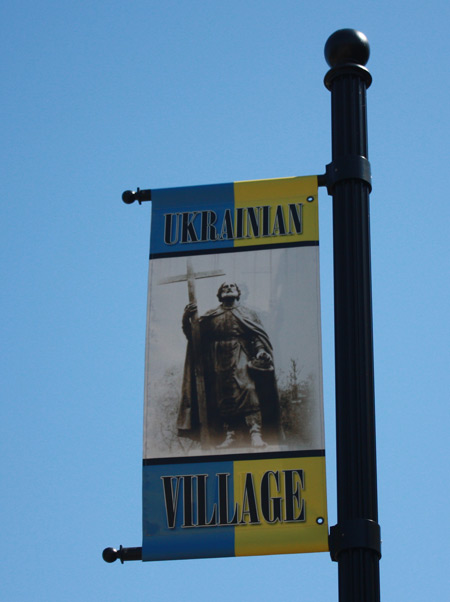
324;29;370;67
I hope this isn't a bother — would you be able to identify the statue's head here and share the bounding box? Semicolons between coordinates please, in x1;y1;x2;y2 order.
217;282;241;302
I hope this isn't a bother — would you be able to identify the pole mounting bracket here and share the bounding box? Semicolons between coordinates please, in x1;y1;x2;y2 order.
329;519;381;562
325;155;372;195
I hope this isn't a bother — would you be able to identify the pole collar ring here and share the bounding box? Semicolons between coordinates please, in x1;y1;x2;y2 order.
325;156;372;195
329;519;382;562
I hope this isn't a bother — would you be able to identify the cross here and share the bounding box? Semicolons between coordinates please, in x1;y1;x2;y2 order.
158;258;226;448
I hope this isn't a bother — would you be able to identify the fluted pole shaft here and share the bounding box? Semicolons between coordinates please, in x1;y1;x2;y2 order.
324;29;381;602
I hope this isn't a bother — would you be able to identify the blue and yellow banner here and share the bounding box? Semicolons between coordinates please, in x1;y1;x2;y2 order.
143;176;327;561
150;176;319;256
143;453;327;561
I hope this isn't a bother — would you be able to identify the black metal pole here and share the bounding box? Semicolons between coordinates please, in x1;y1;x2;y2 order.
324;30;381;601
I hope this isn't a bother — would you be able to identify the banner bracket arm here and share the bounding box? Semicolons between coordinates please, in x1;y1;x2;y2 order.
102;545;142;563
122;177;328;202
317;173;327;188
122;188;152;205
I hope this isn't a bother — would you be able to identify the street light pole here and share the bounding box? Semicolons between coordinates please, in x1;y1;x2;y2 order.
324;29;381;602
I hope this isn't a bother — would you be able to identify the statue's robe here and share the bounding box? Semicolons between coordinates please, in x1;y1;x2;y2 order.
177;303;280;445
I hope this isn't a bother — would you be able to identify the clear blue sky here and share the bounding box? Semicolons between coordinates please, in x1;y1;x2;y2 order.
2;1;449;600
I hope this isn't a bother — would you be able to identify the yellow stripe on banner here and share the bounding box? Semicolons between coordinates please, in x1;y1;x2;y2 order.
233;176;319;247
233;456;328;557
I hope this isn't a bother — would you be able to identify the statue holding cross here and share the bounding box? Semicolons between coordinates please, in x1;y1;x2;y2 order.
163;259;281;451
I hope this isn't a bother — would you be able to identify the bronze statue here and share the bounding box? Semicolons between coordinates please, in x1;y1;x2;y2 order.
177;281;280;450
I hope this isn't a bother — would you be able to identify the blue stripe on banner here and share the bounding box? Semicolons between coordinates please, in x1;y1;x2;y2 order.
150;183;235;256
142;461;235;561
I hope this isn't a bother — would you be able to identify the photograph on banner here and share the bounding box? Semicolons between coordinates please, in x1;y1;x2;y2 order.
143;245;324;460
